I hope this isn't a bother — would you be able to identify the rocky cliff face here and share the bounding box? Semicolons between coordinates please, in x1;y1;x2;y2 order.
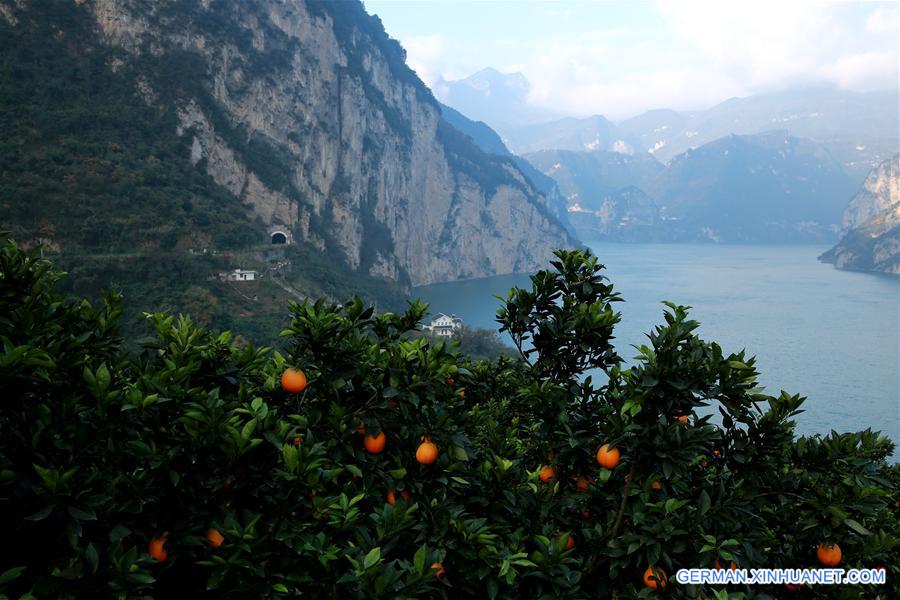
49;0;573;286
820;156;899;275
839;156;900;233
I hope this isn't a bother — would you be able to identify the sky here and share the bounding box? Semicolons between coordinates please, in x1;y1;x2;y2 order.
364;0;900;120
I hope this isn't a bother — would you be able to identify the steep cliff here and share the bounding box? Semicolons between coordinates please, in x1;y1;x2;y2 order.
16;0;571;286
438;102;574;234
820;156;899;275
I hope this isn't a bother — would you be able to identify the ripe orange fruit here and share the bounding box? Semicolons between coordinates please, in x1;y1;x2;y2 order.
206;529;225;548
575;476;591;492
714;557;737;571
363;431;386;454
281;368;307;393
292;435;302;446
458;390;465;398
817;542;842;567
445;377;454;385
431;562;445;578
650;480;662;490
712;449;721;456
596;444;620;469
386;490;411;506
148;533;169;562
676;414;689;424
538;465;555;483
416;437;439;465
643;566;667;589
557;533;575;550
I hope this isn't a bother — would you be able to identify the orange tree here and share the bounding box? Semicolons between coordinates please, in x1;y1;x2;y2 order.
0;240;897;599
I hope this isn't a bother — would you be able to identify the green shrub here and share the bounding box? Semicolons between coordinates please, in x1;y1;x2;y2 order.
0;241;897;598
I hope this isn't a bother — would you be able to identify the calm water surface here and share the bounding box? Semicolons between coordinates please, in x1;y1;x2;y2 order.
414;244;900;454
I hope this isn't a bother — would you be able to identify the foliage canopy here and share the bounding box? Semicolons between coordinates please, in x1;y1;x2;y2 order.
0;241;897;598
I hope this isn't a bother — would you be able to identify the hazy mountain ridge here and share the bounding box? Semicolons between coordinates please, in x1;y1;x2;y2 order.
620;86;899;179
439;70;897;181
523;150;664;211
566;186;670;242
820;156;900;275
0;0;574;289
531;131;856;243
435;67;561;132
502;115;636;156
648;131;856;242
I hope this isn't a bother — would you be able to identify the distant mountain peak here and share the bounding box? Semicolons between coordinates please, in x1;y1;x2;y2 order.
437;68;559;132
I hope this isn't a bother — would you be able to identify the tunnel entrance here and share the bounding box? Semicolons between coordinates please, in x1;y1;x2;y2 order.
271;232;287;245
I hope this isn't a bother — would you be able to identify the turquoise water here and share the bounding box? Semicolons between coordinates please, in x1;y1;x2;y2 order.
413;243;900;454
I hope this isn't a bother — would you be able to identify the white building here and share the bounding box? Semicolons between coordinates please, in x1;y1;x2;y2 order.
220;269;258;282
423;313;463;337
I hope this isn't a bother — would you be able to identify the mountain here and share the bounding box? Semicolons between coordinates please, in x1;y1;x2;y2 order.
438;103;572;232
616;109;694;158
0;1;574;312
0;0;576;343
566;186;670;242
523;150;664;211
435;68;560;133
648;131;857;242
532;132;858;243
619;86;899;179
502;115;636;155
452;69;896;180
820;156;900;275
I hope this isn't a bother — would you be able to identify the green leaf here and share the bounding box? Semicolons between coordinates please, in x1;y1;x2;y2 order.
67;505;97;521
698;489;711;516
241;418;258;439
413;545;426;573
96;362;111;393
85;544;99;574
128;572;156;584
272;583;289;593
24;506;53;521
0;567;25;585
387;468;407;479
363;547;381;570
664;498;678;514
109;525;131;542
844;518;872;536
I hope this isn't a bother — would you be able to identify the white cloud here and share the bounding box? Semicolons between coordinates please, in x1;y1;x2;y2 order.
397;34;447;88
820;51;898;89
867;5;899;35
394;1;898;119
517;1;898;118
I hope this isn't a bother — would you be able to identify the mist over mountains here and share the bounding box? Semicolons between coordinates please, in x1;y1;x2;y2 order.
436;68;897;255
437;70;898;180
